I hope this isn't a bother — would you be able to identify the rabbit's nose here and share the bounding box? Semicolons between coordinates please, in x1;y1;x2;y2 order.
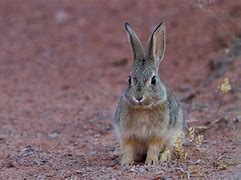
135;97;143;102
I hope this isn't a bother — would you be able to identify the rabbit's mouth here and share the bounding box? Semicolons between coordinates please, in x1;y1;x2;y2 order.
126;97;153;108
130;103;153;109
125;95;166;108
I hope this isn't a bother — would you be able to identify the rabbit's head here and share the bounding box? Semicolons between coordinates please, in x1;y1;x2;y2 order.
124;22;167;107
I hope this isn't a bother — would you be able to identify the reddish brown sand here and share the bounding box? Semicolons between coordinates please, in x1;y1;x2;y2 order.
0;1;241;179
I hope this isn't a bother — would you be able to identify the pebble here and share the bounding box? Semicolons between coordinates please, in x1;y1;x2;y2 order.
48;132;59;138
234;115;241;123
33;159;48;166
20;145;35;157
130;168;136;173
139;166;149;173
195;159;201;164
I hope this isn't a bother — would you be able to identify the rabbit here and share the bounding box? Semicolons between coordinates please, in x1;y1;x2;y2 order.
113;22;185;166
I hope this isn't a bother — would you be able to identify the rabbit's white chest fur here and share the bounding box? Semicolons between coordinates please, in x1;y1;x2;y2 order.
121;106;169;141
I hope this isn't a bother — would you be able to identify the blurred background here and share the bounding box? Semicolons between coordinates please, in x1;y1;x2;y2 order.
0;0;241;179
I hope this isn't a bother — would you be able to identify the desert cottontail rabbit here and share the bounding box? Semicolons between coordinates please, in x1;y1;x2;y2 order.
113;22;185;166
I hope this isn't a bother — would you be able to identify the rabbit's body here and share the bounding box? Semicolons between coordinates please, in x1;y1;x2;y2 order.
113;22;184;166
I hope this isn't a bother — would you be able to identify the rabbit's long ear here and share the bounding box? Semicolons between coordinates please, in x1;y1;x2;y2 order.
147;22;166;68
125;23;145;60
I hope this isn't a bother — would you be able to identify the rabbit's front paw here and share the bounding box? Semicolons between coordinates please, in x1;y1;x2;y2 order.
145;155;159;165
121;156;134;166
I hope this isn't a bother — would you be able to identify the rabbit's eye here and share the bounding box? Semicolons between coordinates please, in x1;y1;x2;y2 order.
128;76;131;85
151;76;156;85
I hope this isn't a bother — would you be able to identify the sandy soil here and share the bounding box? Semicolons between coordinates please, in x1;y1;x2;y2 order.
0;0;241;179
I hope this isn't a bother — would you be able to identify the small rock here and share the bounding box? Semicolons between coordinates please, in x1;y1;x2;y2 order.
139;166;149;173
130;168;136;173
37;175;48;180
48;132;59;138
195;159;201;164
33;159;47;166
106;145;115;152
76;170;82;174
122;166;129;171
234;115;241;123
20;146;35;157
161;176;169;180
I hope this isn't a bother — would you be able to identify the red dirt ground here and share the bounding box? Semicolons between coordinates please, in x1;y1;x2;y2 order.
0;0;241;179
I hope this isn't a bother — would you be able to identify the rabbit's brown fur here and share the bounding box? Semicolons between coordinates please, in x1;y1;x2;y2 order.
114;22;184;166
